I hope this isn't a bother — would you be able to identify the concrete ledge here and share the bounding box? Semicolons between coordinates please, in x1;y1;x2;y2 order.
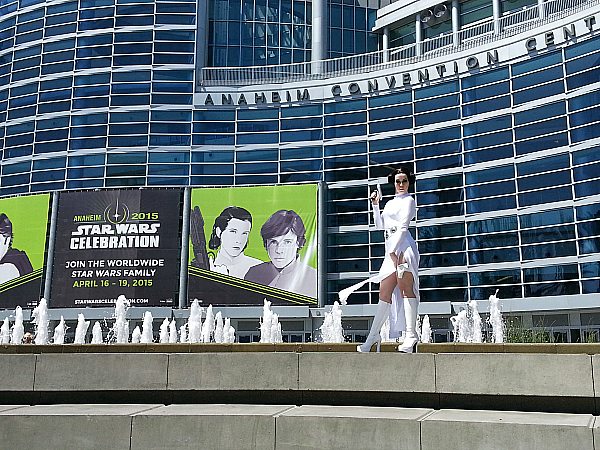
167;353;298;391
298;353;435;393
1;352;599;414
34;353;169;391
421;409;596;450
436;353;594;397
0;354;36;391
0;404;161;450
130;404;294;450
6;343;600;354
276;405;432;450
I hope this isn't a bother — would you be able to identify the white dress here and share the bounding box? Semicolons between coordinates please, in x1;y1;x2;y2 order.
339;192;420;339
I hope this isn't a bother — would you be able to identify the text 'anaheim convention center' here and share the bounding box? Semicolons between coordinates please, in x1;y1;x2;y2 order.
0;0;598;343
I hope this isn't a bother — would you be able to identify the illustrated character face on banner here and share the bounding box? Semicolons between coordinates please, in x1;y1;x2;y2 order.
261;210;306;270
0;214;12;261
0;213;33;284
209;207;253;258
219;218;252;258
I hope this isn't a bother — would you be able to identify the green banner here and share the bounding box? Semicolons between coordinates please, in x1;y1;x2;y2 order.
188;184;318;306
0;193;50;308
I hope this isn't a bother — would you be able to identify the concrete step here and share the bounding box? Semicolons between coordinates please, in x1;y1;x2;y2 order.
0;404;598;450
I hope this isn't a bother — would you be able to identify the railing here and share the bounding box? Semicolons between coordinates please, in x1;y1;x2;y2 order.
200;0;597;86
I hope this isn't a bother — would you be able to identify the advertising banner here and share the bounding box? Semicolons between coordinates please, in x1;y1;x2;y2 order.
0;193;50;308
187;184;318;306
51;189;181;308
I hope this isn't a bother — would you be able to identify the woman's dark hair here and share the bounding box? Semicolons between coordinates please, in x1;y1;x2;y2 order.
0;213;13;247
260;210;306;249
208;206;253;250
387;166;416;185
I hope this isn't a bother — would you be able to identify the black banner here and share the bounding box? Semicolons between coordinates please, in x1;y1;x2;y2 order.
50;189;181;307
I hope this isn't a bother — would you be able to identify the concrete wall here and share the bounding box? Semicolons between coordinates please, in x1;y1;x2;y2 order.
0;352;595;399
0;404;598;450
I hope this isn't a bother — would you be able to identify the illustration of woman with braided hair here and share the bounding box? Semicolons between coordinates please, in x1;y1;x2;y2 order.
0;213;33;284
204;206;261;279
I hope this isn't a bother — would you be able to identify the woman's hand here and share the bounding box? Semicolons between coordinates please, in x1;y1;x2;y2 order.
370;190;380;206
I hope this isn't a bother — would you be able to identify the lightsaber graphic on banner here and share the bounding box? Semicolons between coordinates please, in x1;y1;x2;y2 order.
187;184;318;306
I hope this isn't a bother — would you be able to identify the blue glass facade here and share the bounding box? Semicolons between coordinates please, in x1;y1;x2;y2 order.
0;0;599;330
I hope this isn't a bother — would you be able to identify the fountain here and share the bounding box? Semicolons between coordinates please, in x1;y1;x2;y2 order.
201;305;214;343
131;326;142;343
140;311;153;343
179;323;188;343
260;299;282;343
91;322;103;344
0;317;9;344
169;319;178;343
468;300;483;343
10;306;24;345
421;315;432;343
319;301;345;343
159;318;170;343
223;317;235;343
52;316;66;344
450;309;468;343
112;295;130;344
450;301;484;343
187;299;203;343
32;298;49;345
74;314;89;344
488;290;505;343
214;312;224;343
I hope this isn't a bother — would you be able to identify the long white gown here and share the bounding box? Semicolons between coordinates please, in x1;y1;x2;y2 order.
339;192;420;339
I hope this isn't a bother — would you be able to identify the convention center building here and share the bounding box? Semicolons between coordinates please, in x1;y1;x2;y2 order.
0;0;599;343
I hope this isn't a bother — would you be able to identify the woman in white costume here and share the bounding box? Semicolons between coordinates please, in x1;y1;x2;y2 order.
339;167;420;353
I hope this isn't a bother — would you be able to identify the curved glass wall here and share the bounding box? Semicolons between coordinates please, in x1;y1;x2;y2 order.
0;1;599;308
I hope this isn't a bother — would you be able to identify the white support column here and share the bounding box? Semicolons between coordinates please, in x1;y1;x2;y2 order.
452;0;460;47
493;0;501;35
415;13;422;56
311;0;327;74
383;26;389;63
538;0;546;20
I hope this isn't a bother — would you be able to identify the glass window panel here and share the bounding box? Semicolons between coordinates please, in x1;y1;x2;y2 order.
461;67;508;89
520;207;573;228
468;247;519;264
517;170;570;191
521;225;576;244
417;154;461;172
515;133;568;155
517;153;569;176
518;186;572;207
470;269;521;286
522;241;577;260
465;165;514;184
466;180;515;199
576;203;600;221
466;195;516;213
513;81;564;105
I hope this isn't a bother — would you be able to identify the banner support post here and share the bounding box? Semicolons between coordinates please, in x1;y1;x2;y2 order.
43;191;59;303
178;187;191;309
317;181;327;308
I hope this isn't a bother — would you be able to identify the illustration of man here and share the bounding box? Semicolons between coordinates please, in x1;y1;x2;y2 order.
245;210;317;298
0;213;33;284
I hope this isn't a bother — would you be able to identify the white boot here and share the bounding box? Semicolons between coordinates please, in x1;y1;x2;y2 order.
398;297;419;353
357;300;390;353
